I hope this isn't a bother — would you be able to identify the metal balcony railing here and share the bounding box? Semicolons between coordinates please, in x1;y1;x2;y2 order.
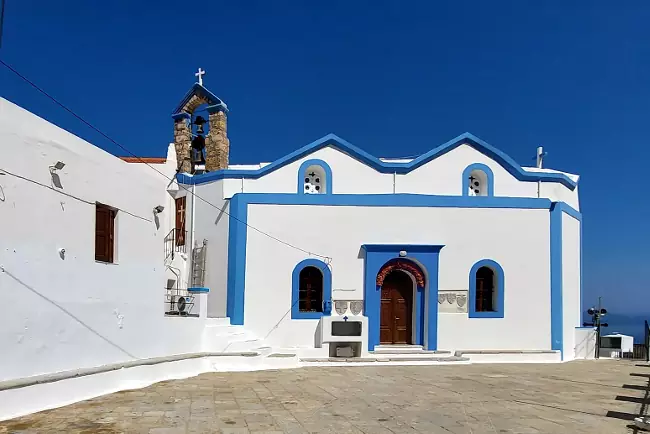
164;228;187;261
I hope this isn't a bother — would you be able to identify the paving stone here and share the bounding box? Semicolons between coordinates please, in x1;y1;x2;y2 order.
0;361;645;433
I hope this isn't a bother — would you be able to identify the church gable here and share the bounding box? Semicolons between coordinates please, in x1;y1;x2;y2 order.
180;133;578;195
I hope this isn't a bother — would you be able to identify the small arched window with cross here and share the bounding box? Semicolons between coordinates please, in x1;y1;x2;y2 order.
462;163;494;197
298;159;332;195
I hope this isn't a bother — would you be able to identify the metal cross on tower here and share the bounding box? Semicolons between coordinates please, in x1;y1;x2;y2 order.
195;68;206;86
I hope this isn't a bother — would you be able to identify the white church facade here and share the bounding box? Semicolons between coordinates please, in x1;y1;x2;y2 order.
165;82;583;359
0;77;588;420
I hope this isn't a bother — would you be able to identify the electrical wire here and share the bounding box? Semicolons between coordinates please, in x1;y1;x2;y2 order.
0;58;332;262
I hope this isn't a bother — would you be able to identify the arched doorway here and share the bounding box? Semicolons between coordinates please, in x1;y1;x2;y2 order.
376;259;426;345
380;270;414;344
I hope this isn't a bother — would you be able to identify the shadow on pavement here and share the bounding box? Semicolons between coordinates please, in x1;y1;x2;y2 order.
606;364;650;432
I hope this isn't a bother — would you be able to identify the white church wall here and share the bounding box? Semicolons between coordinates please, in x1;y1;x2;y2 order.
541;182;580;211
192;181;230;317
242;203;552;351
396;144;539;198
561;212;582;360
0;97;206;382
216;142;576;206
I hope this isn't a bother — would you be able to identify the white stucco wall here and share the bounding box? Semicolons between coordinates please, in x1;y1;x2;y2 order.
192;181;229;317
0;98;206;382
217;143;578;206
242;204;551;351
562;213;582;359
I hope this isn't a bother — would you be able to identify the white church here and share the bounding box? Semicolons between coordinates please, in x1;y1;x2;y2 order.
0;73;589;419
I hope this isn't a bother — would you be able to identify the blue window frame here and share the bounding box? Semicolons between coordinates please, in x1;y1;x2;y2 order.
468;259;504;318
291;259;332;319
462;163;494;197
298;159;333;195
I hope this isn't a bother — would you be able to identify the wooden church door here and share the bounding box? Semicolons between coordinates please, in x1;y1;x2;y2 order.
379;271;413;345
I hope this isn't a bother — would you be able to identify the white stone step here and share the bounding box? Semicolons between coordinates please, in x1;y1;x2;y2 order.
373;345;425;354
371;350;452;359
204;317;232;327
300;355;469;365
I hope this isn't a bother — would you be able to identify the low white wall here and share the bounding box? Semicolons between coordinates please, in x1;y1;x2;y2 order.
243;204;552;351
574;328;596;359
0;97;206;382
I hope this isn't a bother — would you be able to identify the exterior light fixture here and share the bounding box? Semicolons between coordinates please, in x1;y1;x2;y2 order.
153;205;165;214
50;161;65;171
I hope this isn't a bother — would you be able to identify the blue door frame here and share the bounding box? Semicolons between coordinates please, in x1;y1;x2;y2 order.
361;244;444;351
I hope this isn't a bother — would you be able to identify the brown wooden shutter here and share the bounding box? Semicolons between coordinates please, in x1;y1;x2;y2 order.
175;197;186;246
95;204;115;263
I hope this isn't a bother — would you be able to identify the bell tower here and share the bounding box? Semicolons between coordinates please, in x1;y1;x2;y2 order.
171;69;230;174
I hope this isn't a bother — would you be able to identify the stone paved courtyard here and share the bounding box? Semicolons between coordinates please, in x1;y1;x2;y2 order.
1;360;649;433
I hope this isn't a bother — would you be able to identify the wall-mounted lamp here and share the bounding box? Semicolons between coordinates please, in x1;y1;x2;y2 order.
153;205;165;214
49;161;65;171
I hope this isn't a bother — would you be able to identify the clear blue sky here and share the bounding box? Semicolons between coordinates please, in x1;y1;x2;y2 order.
1;1;648;315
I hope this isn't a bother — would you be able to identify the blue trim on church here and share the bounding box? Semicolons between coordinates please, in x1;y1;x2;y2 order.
297;159;333;195
291;259;332;319
178;132;577;190
171;83;228;116
225;193;582;357
549;201;583;360
361;245;443;351
462;163;495;196
468;259;505;318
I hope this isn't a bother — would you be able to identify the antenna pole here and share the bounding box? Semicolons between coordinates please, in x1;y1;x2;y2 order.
536;146;544;169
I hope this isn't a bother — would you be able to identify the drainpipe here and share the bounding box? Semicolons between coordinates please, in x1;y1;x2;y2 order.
393;172;396;194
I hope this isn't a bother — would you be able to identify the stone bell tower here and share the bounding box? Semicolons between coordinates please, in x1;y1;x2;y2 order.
171;69;230;174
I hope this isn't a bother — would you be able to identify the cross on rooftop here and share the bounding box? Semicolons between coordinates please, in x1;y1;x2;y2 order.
195;68;206;86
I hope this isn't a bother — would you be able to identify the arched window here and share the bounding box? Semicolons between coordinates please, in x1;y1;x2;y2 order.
298;159;332;195
469;259;504;318
298;267;323;312
291;259;332;319
462;163;494;197
475;267;495;312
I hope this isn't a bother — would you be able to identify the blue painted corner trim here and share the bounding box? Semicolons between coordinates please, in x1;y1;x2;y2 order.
188;287;210;293
550;203;564;356
177;132;577;190
468;259;505;318
226;194;248;325
462;163;495;196
291;259;332;319
297;159;333;195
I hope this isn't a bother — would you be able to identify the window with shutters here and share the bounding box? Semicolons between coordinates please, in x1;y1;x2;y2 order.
291;259;332;319
175;196;186;246
298;266;324;313
468;259;505;318
474;267;495;312
95;203;116;263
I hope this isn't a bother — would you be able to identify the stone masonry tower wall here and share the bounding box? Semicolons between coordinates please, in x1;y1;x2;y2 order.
172;83;229;173
206;109;229;171
173;116;192;173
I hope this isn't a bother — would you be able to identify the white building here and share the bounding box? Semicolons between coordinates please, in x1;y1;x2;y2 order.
165;82;583;360
0;80;584;419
